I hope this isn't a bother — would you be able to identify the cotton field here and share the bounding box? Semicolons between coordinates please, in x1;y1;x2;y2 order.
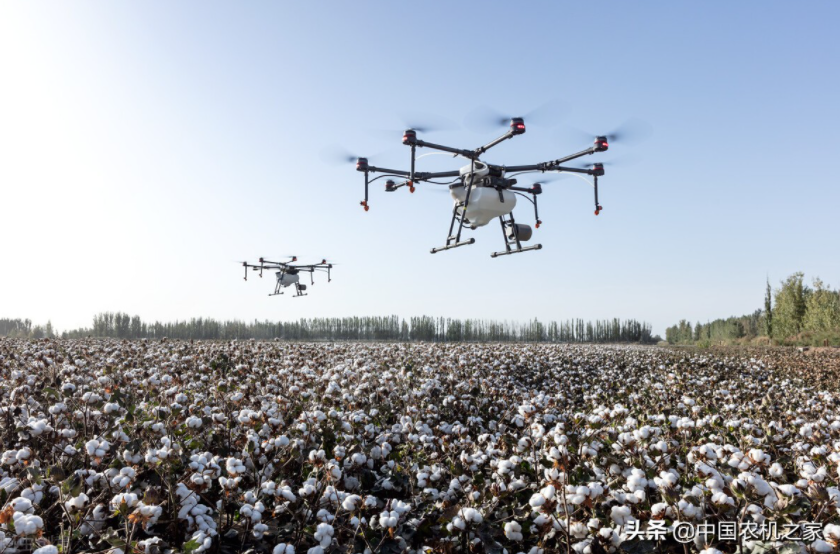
1;340;840;554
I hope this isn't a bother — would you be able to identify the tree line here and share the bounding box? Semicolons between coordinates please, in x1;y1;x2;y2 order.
666;272;840;346
1;313;658;343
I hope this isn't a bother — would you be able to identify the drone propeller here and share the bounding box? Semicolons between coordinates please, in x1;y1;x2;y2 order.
562;117;652;147
320;146;371;166
523;174;571;185
371;112;459;143
396;110;458;134
464;99;567;133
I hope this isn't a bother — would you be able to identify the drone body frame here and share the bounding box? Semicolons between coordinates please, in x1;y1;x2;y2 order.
355;118;607;257
241;257;333;297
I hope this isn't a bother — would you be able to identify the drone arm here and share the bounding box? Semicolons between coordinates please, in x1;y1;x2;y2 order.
504;145;604;174
366;165;411;177
474;129;518;157
407;139;475;160
414;170;460;180
543;145;603;169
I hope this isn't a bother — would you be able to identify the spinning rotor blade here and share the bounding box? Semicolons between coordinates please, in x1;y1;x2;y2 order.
371;112;458;141
397;110;458;134
320;145;399;166
464;99;567;133
320;145;365;165
523;174;571;185
571;153;640;169
562;117;652;147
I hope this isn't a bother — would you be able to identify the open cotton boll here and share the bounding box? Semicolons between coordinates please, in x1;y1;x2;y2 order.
610;505;633;525
111;492;140;511
342;494;362;511
313;522;334;547
11;497;34;514
12;512;44;535
65;492;89;511
273;545;295;554
504;520;523;541
379;511;399;528
33;546;59;554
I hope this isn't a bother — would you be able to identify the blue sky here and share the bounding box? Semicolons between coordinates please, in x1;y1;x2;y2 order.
1;1;838;335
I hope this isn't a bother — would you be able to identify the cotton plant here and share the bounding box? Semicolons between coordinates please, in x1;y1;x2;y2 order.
2;340;840;552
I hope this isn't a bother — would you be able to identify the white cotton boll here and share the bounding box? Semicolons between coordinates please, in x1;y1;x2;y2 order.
504;520;523;541
111;492;139;511
677;499;698;519
824;524;840;541
529;493;546;508
450;516;467;531
273;545;295;554
308;449;327;464
769;463;784;477
33;547;59;554
252;522;268;538
711;491;735;507
540;485;556;500
379;511;399;528
314;522;334;547
777;484;800;496
327;462;342;480
342;494;362;511
610;505;632;526
651;502;668;517
226;457;246;475
364;495;378;508
461;507;482;524
626;469;648;492
187;416;203;428
751;476;772;496
699;549;723;554
11;497;34;514
12;512;44;535
21;485;44;504
496;459;514;476
65;492;89;512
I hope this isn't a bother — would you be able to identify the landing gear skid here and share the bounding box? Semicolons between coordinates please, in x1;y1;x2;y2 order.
431;238;475;254
490;213;542;258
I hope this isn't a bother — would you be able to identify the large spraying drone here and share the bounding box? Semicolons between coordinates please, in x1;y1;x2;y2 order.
353;116;620;257
241;257;333;297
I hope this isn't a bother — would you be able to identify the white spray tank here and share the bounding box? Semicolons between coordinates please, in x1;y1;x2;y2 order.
276;272;300;287
450;162;516;227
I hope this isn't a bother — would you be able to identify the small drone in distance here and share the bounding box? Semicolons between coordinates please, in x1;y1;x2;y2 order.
351;115;627;257
240;257;333;297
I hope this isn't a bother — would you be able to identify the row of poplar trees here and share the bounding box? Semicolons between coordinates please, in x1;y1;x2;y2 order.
666;272;840;345
18;313;658;343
